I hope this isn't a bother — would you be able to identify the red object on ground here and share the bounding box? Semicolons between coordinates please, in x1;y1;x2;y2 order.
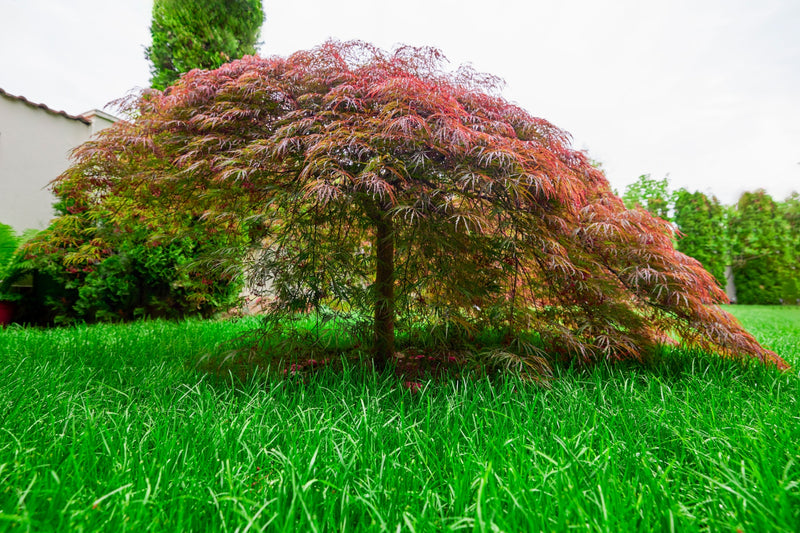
0;301;15;325
403;381;422;394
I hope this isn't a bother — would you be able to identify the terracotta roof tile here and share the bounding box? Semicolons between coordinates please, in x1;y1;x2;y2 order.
0;87;91;125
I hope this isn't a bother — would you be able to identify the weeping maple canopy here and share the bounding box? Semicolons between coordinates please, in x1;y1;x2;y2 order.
57;41;786;369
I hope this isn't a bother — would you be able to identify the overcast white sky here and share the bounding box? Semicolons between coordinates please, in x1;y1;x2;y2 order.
1;0;798;204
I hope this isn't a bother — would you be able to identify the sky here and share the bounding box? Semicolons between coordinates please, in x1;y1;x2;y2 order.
1;0;798;205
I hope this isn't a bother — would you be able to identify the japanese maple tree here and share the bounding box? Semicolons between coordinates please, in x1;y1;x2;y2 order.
56;41;786;369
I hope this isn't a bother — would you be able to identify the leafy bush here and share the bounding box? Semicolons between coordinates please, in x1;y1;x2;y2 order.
0;223;19;283
0;223;22;303
73;236;240;322
21;211;243;325
0;223;39;303
0;223;17;273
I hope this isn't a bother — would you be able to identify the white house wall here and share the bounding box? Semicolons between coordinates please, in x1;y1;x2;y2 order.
0;93;115;233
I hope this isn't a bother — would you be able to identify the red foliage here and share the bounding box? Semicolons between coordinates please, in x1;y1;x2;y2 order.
57;40;786;369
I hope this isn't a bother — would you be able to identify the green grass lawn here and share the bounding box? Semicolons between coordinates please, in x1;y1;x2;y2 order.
1;307;798;532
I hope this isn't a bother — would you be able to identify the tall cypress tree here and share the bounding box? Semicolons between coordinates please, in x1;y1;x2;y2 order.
673;189;727;288
146;0;265;90
779;192;800;304
729;190;792;304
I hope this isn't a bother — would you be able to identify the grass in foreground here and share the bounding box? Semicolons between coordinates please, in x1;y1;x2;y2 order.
0;307;798;532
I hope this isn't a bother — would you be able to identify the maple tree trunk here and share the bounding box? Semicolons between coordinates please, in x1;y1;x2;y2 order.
373;210;395;371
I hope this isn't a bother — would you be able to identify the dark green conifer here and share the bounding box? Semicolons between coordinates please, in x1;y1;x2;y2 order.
146;0;264;90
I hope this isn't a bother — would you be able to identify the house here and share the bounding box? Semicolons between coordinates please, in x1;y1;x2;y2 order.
0;88;119;233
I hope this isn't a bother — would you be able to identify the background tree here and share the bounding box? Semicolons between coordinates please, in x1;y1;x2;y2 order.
729;190;792;305
779;192;800;304
622;174;672;221
50;41;785;369
146;0;265;90
672;189;728;288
